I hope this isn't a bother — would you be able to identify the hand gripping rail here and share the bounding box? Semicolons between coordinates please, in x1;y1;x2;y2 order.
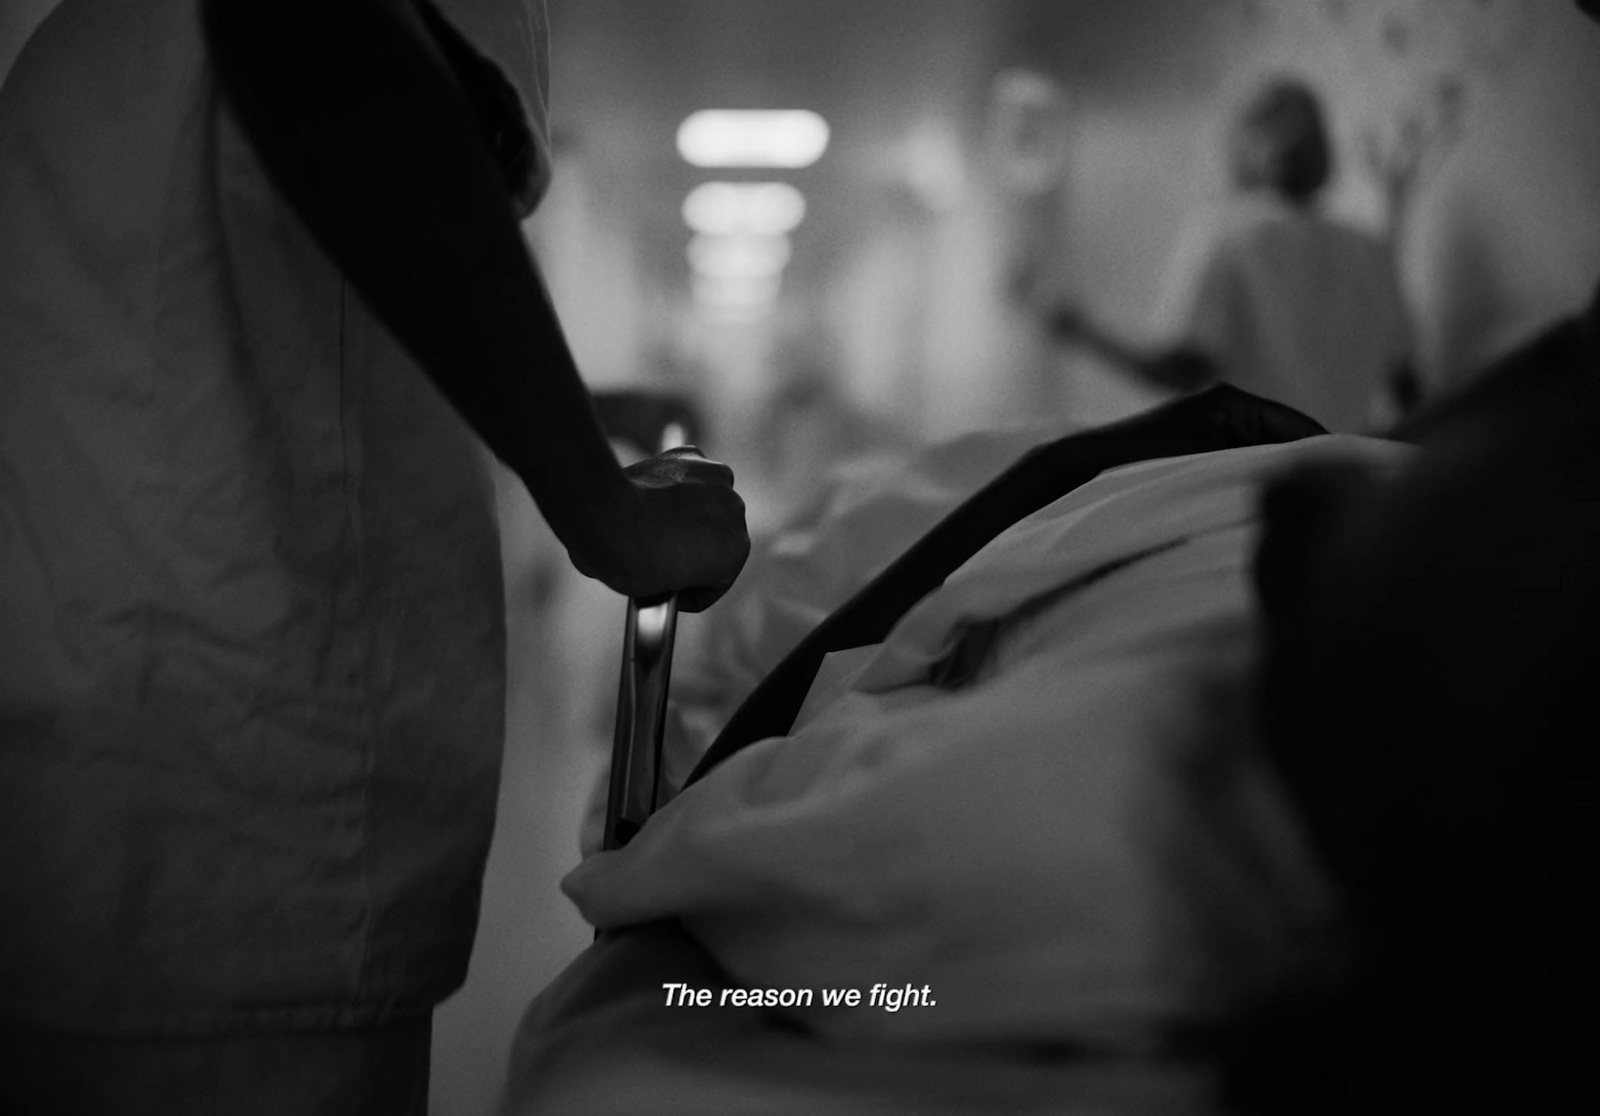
600;416;689;853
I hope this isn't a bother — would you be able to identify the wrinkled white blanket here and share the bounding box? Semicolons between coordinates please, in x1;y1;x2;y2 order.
565;436;1405;1053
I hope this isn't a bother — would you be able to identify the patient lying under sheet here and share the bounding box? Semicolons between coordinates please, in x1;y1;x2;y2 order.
509;433;1407;1113
510;280;1599;1111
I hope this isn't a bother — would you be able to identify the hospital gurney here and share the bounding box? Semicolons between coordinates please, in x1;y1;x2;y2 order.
602;384;1326;835
495;385;1357;1116
522;292;1600;1115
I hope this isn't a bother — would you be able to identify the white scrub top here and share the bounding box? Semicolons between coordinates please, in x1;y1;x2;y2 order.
0;0;551;1033
1154;193;1411;434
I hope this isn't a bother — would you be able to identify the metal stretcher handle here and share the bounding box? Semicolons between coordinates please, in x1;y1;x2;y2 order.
601;419;690;852
601;594;678;851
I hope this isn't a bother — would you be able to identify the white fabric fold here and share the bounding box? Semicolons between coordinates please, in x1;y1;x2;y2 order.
565;436;1405;1050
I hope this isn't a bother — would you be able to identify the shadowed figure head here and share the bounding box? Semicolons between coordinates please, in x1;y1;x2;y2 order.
1229;77;1332;206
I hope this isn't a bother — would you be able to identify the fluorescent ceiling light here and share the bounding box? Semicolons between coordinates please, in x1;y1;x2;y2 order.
687;234;791;280
692;274;781;310
677;110;830;168
682;182;806;236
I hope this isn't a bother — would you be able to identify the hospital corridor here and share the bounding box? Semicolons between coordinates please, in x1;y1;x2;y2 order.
3;1;1599;1114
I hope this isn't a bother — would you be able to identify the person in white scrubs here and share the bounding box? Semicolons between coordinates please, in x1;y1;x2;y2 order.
0;0;747;1111
1050;78;1417;435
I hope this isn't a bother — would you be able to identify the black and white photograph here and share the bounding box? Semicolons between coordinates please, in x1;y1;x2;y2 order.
2;1;1597;1112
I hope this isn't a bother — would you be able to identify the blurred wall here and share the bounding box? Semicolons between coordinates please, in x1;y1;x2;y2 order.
1398;6;1600;387
525;137;651;390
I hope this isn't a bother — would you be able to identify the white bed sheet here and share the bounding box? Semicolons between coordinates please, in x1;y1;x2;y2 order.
561;437;1405;1056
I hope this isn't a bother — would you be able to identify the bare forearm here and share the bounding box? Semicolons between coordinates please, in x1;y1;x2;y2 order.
201;0;639;571
1047;305;1214;393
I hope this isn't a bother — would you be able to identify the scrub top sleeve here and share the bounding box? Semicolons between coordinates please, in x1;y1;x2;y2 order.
415;0;553;216
1184;242;1242;358
1161;217;1238;358
1150;210;1229;351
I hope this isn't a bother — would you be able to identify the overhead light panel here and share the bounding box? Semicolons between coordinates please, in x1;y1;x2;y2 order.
677;110;830;169
692;274;781;312
682;182;806;237
686;234;791;281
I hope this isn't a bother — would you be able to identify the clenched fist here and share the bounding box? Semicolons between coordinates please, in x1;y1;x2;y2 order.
574;446;750;612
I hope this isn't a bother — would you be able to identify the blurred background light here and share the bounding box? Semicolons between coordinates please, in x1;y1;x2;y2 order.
686;233;792;280
681;182;807;236
691;273;782;312
677;109;830;168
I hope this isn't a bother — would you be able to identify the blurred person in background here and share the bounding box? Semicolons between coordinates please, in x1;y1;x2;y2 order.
1048;76;1418;434
0;0;746;1112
